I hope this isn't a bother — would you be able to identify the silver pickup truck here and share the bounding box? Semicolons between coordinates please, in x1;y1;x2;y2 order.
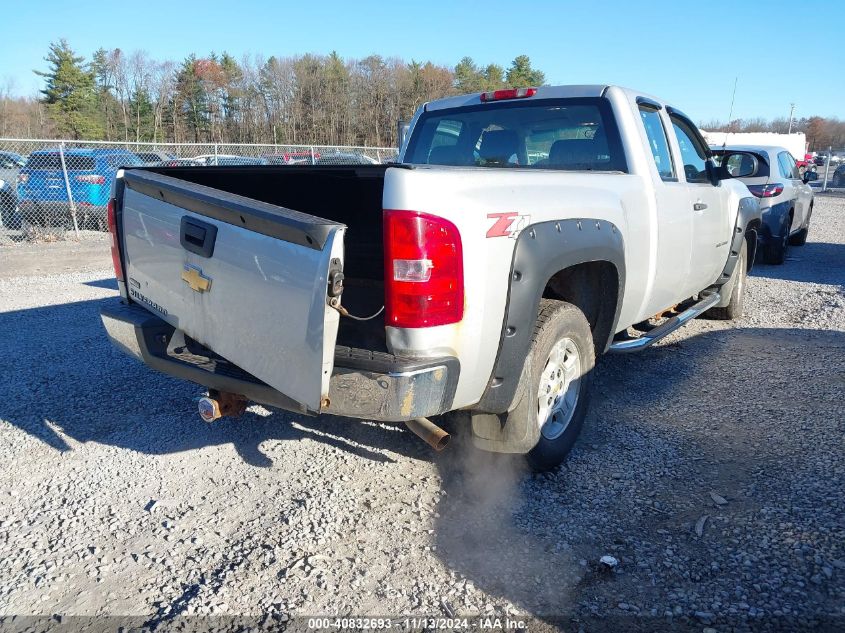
100;85;761;471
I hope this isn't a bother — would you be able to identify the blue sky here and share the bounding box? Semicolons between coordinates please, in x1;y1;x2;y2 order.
1;0;841;123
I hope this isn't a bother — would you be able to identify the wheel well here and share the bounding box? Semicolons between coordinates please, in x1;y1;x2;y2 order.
542;261;618;354
745;218;762;270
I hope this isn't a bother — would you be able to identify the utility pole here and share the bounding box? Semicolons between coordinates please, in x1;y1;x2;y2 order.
788;103;796;134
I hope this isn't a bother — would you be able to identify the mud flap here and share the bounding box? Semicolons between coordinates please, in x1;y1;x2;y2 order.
470;350;541;454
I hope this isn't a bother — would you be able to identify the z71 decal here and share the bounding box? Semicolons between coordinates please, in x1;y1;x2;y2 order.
486;212;531;238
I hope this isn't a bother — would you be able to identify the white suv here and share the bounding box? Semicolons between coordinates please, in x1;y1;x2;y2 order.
713;145;814;264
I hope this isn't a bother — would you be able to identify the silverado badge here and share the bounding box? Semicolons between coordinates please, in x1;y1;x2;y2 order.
182;264;212;293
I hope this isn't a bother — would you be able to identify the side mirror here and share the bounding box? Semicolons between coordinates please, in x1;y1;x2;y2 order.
717;151;759;179
802;170;818;183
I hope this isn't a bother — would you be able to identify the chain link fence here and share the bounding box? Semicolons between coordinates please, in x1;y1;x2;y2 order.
811;148;845;191
0;139;398;245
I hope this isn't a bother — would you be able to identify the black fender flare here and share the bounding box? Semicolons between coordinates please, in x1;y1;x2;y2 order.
711;196;761;306
474;218;625;414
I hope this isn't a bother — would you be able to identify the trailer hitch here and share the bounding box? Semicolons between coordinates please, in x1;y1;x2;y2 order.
198;390;248;422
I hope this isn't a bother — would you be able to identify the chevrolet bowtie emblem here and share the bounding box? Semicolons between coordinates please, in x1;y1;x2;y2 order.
182;265;212;293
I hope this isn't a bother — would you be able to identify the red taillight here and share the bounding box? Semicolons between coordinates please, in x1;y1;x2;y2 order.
747;183;784;198
75;174;106;185
383;210;464;328
107;199;124;282
17;173;28;184
480;87;537;102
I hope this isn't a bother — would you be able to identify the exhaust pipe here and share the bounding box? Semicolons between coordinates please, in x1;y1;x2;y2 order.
198;391;247;422
404;417;450;451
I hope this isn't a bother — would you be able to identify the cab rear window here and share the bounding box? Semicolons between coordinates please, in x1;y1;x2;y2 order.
405;98;626;172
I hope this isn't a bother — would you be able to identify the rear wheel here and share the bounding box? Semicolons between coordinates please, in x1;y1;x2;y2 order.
707;238;748;321
789;226;809;246
0;193;19;229
763;214;791;265
789;206;811;246
517;299;595;472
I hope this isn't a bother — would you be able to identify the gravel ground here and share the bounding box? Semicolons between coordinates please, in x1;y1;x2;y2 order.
0;196;843;632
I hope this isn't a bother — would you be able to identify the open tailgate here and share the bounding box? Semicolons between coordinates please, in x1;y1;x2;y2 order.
119;169;345;413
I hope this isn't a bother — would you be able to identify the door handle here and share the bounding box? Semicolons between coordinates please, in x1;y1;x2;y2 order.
693;202;708;211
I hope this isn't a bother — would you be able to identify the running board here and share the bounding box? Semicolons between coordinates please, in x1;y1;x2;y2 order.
609;291;721;354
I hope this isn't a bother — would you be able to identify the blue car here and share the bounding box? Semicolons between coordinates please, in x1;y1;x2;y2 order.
17;148;143;230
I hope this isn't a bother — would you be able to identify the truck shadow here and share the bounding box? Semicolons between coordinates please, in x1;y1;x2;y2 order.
429;326;845;622
0;293;423;467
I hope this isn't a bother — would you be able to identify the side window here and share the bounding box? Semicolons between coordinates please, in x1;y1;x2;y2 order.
638;106;675;181
670;116;709;183
778;152;797;179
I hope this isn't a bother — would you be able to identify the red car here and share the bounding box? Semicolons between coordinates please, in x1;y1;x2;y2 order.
794;153;813;171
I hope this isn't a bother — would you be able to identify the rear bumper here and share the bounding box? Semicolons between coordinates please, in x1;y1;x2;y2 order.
100;301;458;422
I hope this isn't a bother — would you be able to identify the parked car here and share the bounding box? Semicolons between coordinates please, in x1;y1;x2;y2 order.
832;164;845;187
159;158;204;167
314;151;379;165
263;151;320;165
0;150;25;166
101;84;761;472
191;155;269;166
17;149;143;230
813;154;827;166
712;145;814;264
135;151;177;165
0;151;25;229
794;153;813;173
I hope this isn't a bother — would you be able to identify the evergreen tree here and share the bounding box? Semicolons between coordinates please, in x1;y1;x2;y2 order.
454;57;485;93
129;86;155;141
34;39;102;138
505;55;545;88
175;55;208;142
220;52;243;138
483;64;505;90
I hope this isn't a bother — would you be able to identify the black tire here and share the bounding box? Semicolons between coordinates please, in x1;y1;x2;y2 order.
707;238;748;320
789;226;809;246
763;214;790;265
19;207;38;228
763;236;787;264
507;299;595;472
789;205;810;246
0;193;19;229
